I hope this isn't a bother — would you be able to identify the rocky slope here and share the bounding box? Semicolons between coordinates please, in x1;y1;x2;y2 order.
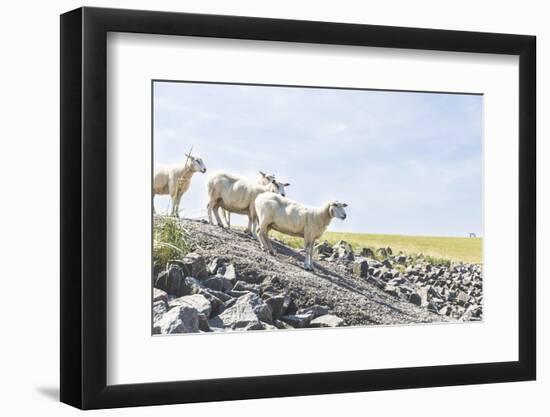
152;218;483;334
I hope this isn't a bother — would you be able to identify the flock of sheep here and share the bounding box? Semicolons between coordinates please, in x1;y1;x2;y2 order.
153;151;348;271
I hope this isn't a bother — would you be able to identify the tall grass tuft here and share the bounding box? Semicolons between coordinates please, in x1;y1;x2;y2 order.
153;217;193;271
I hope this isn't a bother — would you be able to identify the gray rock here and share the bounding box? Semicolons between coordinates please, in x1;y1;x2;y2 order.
153;288;168;304
309;314;345;328
352;259;369;278
226;290;252;298
233;280;261;294
169;294;212;317
358;247;375;258
457;291;471;306
201;287;232;302
330;240;354;262
207;257;228;275
408;292;422;306
223;264;238;282
265;295;287;320
297;305;329;319
181;253;208;279
211;293;272;330
395;255;407;264
154;265;185;295
180;276;203;296
153;300;167;322
202;276;234;292
273;319;294;330
384;284;399;298
198;314;212;332
280;313;313;328
314;240;333;256
153;305;199;334
260;322;278;330
366;276;386;289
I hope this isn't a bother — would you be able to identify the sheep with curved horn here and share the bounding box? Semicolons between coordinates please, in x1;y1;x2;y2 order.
153;147;207;217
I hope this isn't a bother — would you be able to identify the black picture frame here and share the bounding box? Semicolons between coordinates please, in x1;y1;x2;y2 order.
60;6;536;410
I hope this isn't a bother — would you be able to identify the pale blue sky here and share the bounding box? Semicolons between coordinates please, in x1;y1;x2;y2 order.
153;81;482;237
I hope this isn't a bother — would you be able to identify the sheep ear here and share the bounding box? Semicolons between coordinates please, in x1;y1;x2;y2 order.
259;171;266;177
342;203;348;207
283;183;290;187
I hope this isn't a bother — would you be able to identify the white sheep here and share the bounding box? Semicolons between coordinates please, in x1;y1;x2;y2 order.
153;153;207;216
255;193;348;271
222;171;276;228
206;173;289;234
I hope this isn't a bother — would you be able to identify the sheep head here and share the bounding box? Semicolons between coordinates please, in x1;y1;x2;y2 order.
328;201;348;220
185;153;207;173
259;171;276;183
267;179;290;197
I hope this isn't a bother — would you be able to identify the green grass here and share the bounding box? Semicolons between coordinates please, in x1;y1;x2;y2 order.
270;230;482;264
153;217;194;271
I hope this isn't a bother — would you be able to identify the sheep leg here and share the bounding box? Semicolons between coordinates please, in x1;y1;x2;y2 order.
224;210;231;228
212;203;225;227
207;201;214;224
304;241;314;271
172;192;183;218
257;225;271;253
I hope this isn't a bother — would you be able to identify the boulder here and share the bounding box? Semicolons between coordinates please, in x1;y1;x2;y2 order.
207;257;226;275
408;292;422;306
154;265;185;295
280;313;313;328
169;294;212;317
264;294;287;320
297;305;329;319
395;255;407;264
457;291;471;306
201;287;232;302
153;305;199;334
233;280;261;294
181;253;208;279
223;264;238;282
226;290;252;298
314;240;333;256
331;241;355;262
366;276;386;289
202;276;234;292
273;319;294;330
210;293;272;330
153;300;167;322
153;288;168;304
352;259;369;278
179;276;204;296
198;314;212;332
309;314;345;328
383;284;399;298
358;247;375;258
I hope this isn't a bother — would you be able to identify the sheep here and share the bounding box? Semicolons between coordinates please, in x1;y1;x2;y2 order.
153;152;207;217
206;173;289;234
255;193;348;271
222;171;276;228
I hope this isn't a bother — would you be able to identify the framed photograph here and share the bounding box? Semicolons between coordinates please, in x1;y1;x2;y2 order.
60;6;536;409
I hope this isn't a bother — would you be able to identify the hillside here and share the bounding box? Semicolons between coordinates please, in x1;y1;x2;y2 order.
152;217;483;333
